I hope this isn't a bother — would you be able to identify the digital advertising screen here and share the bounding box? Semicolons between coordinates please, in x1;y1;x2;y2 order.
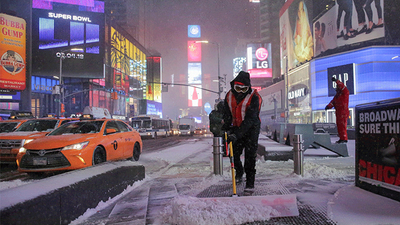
31;0;105;78
246;43;272;78
188;25;201;38
313;1;385;57
146;100;162;117
188;41;201;62
188;63;202;84
279;0;314;70
233;57;246;77
188;85;202;107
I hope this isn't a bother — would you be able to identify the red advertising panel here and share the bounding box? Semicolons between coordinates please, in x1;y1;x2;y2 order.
188;41;201;62
356;98;400;202
0;13;26;90
188;85;202;107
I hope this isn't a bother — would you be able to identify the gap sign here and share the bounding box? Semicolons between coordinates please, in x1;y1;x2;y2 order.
327;63;355;97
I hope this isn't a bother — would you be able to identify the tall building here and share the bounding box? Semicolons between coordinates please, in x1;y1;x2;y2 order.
245;2;260;39
105;0;153;48
259;0;285;80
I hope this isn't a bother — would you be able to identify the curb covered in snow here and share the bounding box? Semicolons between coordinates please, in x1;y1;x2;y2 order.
0;161;145;225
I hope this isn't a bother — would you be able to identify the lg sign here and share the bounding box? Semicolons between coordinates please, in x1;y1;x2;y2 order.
255;47;269;69
255;47;268;61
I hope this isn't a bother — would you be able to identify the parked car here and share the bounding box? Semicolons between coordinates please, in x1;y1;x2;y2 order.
16;115;142;174
0;111;35;133
0;116;77;164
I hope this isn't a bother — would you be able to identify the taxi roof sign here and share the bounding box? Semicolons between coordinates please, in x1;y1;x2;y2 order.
9;111;34;119
80;114;94;120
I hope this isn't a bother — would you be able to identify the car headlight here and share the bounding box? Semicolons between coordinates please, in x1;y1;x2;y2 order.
19;147;27;153
21;139;34;147
62;141;89;151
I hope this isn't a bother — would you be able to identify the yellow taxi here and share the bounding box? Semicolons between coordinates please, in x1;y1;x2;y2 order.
0;111;35;133
0;119;28;133
0;116;77;164
16;115;142;174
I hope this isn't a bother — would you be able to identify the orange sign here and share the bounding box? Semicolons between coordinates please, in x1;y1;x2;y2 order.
0;13;26;90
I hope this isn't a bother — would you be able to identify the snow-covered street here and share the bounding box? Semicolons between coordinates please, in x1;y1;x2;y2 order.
1;135;400;225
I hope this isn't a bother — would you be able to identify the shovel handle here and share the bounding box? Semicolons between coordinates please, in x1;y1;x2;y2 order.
226;132;237;196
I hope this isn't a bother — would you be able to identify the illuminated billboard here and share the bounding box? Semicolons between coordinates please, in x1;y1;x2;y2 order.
313;1;385;57
188;41;201;62
188;63;202;84
31;0;105;78
188;25;201;38
246;43;272;78
279;0;314;71
188;85;202;107
233;57;246;77
311;46;400;110
0;14;26;90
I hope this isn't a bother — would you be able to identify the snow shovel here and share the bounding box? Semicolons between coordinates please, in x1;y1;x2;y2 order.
188;132;299;221
217;132;299;218
225;132;237;197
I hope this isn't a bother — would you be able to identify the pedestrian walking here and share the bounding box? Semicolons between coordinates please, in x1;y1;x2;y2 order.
223;71;262;195
325;77;350;143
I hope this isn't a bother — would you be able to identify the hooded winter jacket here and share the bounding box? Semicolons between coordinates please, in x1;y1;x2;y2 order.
223;71;262;140
326;79;349;116
326;79;350;140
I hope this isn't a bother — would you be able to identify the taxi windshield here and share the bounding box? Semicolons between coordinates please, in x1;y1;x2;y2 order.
49;121;104;135
0;122;19;133
16;120;57;132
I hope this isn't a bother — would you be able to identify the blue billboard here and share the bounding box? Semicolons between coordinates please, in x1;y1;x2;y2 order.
311;47;400;110
188;25;201;38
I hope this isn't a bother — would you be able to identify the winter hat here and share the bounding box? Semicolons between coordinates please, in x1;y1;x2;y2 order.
230;71;251;91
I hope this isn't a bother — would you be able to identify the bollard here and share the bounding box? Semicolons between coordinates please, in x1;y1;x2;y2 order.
293;134;304;176
212;137;224;175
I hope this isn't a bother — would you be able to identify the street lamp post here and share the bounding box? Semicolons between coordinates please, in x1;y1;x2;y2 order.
284;55;289;124
58;48;83;116
195;40;221;100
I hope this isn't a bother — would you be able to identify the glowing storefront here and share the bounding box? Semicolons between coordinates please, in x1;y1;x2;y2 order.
311;46;400;127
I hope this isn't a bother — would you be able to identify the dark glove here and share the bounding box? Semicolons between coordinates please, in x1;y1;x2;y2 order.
227;134;237;144
331;77;336;82
325;105;329;110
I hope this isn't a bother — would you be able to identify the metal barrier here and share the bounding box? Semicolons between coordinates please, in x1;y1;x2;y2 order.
212;137;224;175
270;123;349;157
293;134;304;176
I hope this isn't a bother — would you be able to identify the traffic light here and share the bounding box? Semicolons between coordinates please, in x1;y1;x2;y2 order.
72;97;76;104
111;92;118;100
61;103;65;113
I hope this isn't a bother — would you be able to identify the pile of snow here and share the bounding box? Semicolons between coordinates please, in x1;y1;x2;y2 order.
160;196;279;225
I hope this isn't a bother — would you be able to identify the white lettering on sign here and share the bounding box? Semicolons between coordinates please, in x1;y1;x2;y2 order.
288;88;305;100
48;12;92;22
332;73;349;88
358;108;400;134
256;61;269;69
34;84;52;92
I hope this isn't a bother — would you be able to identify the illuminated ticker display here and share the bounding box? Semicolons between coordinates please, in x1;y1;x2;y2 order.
31;0;105;78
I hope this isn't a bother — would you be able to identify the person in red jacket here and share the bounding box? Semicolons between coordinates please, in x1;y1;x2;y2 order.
223;71;262;195
325;77;349;143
